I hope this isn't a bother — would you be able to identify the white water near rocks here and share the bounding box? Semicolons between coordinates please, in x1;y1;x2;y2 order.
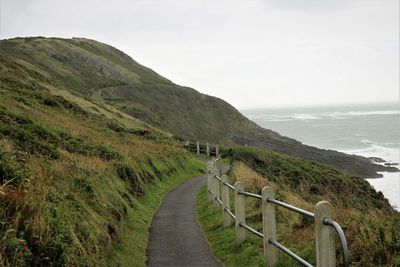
242;103;400;210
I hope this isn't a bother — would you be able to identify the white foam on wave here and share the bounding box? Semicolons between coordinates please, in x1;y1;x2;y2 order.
291;114;320;120
367;172;400;211
246;109;400;122
342;110;400;116
344;144;400;211
340;144;400;163
251;113;322;122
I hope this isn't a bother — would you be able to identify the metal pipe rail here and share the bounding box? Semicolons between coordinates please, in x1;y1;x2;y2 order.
210;159;219;166
239;222;264;238
207;163;349;267
238;191;262;200
323;218;349;267
267;197;314;218
268;238;313;267
215;197;223;206
223;181;235;191
224;207;236;220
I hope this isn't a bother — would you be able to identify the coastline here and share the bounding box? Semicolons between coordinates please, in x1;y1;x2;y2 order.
341;148;400;211
366;172;400;211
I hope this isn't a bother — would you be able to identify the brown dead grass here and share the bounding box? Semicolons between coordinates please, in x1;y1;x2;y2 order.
232;162;274;192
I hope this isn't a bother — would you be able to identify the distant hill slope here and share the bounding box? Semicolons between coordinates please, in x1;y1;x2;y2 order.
0;36;396;177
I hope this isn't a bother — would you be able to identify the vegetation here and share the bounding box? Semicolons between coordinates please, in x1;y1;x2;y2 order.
1;36;396;178
1;36;399;266
0;52;204;266
197;147;400;266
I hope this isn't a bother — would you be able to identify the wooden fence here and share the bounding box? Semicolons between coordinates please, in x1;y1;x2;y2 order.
207;157;349;267
184;140;219;157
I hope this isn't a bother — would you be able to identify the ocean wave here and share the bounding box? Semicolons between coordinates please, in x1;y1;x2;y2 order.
291;114;320;120
328;110;400;118
250;113;322;122
341;144;400;163
360;139;378;145
366;172;400;211
246;109;400;122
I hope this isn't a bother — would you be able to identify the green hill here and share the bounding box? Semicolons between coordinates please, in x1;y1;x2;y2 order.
0;36;396;178
0;52;205;266
0;36;398;267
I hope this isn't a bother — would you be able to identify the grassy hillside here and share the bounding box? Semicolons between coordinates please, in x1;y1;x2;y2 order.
0;36;396;178
197;147;400;266
0;51;205;266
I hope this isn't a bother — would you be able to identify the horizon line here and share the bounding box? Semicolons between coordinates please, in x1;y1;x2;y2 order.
238;101;400;111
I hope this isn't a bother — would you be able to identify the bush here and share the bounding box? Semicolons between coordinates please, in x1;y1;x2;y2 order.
73;177;94;196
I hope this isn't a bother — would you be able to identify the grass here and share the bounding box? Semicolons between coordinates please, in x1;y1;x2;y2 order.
197;150;400;267
1;36;399;266
197;185;264;267
1;36;392;178
197;186;303;267
0;55;205;266
108;158;205;266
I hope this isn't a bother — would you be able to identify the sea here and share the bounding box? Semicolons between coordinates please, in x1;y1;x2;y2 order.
242;103;400;211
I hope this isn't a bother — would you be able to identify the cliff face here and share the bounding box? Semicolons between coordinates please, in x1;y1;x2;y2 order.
1;36;396;177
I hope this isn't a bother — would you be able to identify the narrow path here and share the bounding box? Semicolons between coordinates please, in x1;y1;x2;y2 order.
146;164;228;267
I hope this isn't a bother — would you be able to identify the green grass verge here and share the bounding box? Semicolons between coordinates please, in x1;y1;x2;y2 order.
196;185;264;267
196;185;307;267
108;158;205;267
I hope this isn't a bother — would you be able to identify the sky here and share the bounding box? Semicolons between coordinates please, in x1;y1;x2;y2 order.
0;0;399;109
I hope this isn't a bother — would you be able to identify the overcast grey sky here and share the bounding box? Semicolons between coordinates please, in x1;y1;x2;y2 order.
1;0;399;109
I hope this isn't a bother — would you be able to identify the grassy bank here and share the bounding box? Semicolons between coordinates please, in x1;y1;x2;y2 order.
197;147;400;267
108;158;204;266
0;58;205;266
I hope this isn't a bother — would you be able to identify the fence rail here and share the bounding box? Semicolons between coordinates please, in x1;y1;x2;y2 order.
207;157;350;267
184;140;220;157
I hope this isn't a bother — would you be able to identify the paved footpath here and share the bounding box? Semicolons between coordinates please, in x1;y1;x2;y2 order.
146;166;226;267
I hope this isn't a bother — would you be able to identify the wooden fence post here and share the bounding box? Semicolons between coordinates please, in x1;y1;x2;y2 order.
196;141;200;155
213;169;221;207
221;175;233;227
216;155;222;177
234;182;246;243
262;186;277;267
206;142;210;157
185;140;189;151
315;201;335;267
207;161;213;201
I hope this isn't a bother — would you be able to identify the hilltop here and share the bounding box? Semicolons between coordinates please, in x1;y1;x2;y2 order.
0;36;396;178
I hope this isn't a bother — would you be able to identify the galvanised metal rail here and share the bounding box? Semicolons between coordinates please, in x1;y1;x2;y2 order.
323;218;350;266
267;197;314;218
222;181;235;191
239;222;264;238
238;191;262;200
224;207;236;220
206;157;350;267
268;238;313;267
